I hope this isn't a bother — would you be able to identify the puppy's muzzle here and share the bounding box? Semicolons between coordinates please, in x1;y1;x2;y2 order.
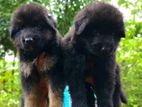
92;43;113;54
23;37;34;46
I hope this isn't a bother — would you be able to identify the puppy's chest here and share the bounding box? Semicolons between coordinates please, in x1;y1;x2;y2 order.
86;57;96;72
36;52;57;73
39;77;49;96
20;52;57;78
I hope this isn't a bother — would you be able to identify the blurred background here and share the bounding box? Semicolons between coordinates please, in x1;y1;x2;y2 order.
0;0;142;107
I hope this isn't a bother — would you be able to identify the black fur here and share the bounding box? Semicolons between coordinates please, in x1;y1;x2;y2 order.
63;2;126;107
10;3;64;107
113;64;127;107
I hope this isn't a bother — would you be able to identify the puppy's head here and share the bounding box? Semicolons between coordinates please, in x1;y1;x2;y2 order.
72;2;125;56
10;3;57;60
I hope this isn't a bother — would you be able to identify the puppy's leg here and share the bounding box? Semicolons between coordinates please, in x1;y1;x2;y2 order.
38;96;49;107
24;88;38;107
48;82;63;107
113;85;127;107
113;87;120;107
85;83;95;107
66;55;88;107
120;89;127;104
94;67;115;107
69;78;88;107
113;64;127;107
113;65;121;107
24;87;48;107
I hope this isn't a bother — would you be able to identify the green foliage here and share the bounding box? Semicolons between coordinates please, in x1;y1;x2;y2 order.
0;58;20;107
126;21;142;38
49;0;93;35
0;0;28;57
117;36;142;107
0;0;142;107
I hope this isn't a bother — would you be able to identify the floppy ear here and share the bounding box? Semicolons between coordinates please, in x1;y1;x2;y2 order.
75;16;89;35
10;25;18;39
45;14;57;33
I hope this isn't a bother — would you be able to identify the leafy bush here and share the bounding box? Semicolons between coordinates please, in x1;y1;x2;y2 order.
0;59;21;107
117;36;142;107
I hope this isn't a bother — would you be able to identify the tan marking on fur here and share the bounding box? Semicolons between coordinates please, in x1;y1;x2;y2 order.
48;83;63;107
45;55;56;71
39;78;49;98
39;78;49;107
37;52;46;72
37;52;56;72
24;88;38;107
20;62;33;77
86;75;95;88
24;82;49;107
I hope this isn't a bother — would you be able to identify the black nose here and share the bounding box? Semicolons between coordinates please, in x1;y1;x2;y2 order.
100;43;113;53
23;37;34;45
101;45;113;52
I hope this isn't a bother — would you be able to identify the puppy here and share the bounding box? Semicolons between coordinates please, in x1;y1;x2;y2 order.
10;3;64;107
63;2;126;107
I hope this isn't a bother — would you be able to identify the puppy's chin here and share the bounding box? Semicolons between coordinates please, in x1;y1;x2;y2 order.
23;42;44;53
20;48;43;62
23;52;39;62
86;49;96;56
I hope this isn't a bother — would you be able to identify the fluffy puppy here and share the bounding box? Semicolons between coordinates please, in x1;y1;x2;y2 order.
63;2;126;107
10;3;64;107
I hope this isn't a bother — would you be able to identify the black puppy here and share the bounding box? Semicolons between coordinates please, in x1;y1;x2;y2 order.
10;3;64;107
63;2;126;107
